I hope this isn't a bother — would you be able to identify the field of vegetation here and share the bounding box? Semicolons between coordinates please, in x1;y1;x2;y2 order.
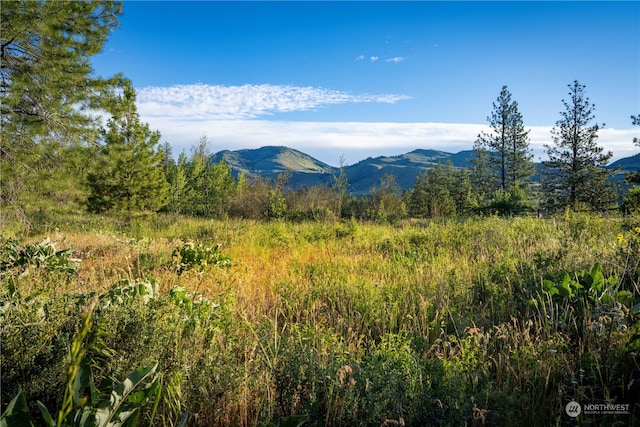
2;2;639;426
2;212;639;426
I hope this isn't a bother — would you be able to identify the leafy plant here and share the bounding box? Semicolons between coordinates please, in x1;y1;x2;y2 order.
0;237;81;275
99;276;159;307
168;285;220;322
170;242;231;274
542;262;618;303
0;301;167;427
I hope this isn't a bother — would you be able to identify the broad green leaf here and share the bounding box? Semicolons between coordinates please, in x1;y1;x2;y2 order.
589;262;604;291
559;281;572;298
0;390;34;427
76;407;95;426
561;272;571;288
542;279;555;292
35;401;55;427
115;406;141;427
72;357;92;407
542;280;559;297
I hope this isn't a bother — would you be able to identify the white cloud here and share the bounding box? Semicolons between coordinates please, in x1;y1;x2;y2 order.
370;56;379;62
136;84;409;120
355;54;365;61
526;126;637;162
143;116;638;166
386;56;406;63
133;84;637;166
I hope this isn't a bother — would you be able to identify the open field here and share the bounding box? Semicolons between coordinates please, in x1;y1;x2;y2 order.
2;213;639;426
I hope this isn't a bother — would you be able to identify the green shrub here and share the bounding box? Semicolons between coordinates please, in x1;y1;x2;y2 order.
623;186;640;215
0;237;81;274
0;302;170;427
170;242;231;274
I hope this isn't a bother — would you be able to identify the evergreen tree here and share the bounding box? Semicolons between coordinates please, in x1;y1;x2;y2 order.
181;136;236;217
626;114;640;184
473;86;534;195
86;82;169;213
468;148;494;206
541;81;616;211
1;0;122;142
369;174;406;223
622;114;640;214
409;161;471;218
164;152;189;214
183;138;210;215
206;160;236;217
1;0;122;227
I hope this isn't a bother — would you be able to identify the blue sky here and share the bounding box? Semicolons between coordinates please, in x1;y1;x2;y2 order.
92;1;640;166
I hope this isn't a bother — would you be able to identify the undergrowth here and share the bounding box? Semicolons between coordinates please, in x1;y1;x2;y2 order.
1;213;639;426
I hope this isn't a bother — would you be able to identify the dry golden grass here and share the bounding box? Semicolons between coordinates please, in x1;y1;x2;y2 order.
5;213;638;426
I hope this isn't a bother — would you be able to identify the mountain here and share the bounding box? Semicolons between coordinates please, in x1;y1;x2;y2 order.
608;153;640;184
211;146;336;188
210;146;639;195
341;149;476;194
610;153;640;174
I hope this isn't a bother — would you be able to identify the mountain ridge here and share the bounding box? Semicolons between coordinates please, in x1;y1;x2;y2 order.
210;145;638;195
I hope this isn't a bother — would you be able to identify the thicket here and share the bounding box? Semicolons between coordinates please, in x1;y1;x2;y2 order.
2;213;639;426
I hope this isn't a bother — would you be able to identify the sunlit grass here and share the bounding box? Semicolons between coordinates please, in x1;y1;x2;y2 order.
2;213;639;426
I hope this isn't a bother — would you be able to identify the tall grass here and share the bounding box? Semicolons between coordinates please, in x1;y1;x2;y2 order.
2;213;639;426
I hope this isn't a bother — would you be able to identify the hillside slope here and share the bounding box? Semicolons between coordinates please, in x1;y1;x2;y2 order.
210;146;639;194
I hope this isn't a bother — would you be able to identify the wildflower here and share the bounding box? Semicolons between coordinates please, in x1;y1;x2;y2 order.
617;233;627;245
634;226;640;234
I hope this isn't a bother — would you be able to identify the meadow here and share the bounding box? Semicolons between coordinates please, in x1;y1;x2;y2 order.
2;213;639;426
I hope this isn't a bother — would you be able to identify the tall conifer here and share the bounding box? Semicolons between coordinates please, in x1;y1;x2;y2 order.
542;80;615;211
473;86;534;194
1;1;122;225
86;82;168;213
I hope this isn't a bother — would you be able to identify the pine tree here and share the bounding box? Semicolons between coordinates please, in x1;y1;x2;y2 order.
1;1;122;226
469;148;494;206
409;161;471;218
542;80;616;211
182;138;210;216
473;86;534;195
180;136;236;217
164;152;189;214
622;114;640;214
86;82;169;213
1;1;122;141
626;114;640;184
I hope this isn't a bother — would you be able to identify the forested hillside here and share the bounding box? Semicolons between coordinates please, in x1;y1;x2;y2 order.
210;146;639;195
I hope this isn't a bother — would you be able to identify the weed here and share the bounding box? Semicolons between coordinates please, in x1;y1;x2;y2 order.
170;242;231;274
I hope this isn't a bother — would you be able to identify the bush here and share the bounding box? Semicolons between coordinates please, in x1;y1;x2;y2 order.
170;242;231;274
623;186;640;215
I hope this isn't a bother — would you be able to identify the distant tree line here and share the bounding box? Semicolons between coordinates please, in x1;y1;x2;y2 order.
1;2;639;231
